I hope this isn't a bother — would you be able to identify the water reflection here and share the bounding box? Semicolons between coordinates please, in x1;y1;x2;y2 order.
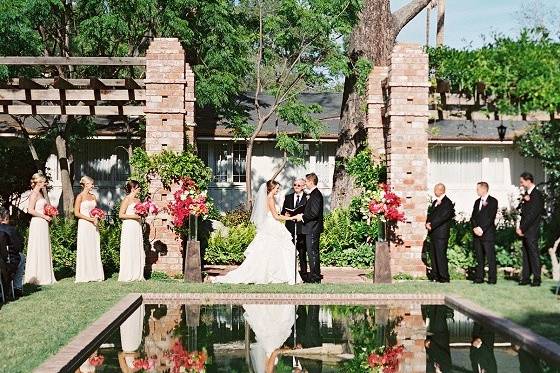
80;303;560;373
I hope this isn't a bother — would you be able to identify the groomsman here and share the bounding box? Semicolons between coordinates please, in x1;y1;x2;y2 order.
281;178;308;281
517;172;545;287
426;183;455;283
470;182;498;284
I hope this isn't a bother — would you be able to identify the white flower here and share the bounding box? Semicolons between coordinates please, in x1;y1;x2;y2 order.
180;192;188;201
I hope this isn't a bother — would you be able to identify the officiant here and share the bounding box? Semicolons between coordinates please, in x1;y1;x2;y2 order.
282;178;308;280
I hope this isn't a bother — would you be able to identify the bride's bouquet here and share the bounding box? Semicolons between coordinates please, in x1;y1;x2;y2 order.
134;199;159;217
44;204;59;218
90;207;106;220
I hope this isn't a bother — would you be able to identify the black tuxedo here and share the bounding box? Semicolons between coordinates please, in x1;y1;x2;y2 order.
519;187;545;283
281;192;307;275
470;195;498;283
302;188;324;283
426;196;455;282
470;322;497;373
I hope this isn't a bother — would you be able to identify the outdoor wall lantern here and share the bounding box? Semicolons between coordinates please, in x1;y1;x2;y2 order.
497;122;507;142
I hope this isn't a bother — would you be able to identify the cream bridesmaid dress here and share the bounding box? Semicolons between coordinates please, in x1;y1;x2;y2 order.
75;199;104;283
118;202;145;282
24;197;57;285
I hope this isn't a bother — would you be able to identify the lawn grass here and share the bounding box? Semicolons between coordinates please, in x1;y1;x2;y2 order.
0;277;559;372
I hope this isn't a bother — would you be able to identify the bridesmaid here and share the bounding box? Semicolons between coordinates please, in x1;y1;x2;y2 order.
24;173;57;285
118;180;144;282
74;176;104;283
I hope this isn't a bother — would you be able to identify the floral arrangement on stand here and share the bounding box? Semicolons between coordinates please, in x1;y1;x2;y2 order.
167;341;207;373
367;345;405;373
167;177;210;240
44;204;59;218
360;183;406;241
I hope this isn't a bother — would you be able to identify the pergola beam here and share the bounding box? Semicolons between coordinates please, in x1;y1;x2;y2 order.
0;56;146;66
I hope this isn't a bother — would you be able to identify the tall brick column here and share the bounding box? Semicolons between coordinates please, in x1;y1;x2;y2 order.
366;66;389;158
144;38;194;275
386;44;430;278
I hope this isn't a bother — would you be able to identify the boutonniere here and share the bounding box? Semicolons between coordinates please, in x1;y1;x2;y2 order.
306;194;310;200
482;200;488;207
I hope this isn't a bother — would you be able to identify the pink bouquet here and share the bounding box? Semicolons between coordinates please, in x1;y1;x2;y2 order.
90;207;106;220
88;354;105;367
44;204;59;218
133;357;155;371
134;199;159;217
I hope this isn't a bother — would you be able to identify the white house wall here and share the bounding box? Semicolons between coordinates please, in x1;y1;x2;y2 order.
36;139;544;217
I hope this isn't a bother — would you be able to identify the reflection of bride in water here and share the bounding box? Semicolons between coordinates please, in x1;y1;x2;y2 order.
244;304;296;373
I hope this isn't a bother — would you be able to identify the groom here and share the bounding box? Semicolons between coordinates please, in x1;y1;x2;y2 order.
296;173;324;283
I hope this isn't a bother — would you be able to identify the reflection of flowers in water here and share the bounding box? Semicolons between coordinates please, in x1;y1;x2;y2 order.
367;345;405;373
166;341;207;373
88;354;105;367
133;357;156;371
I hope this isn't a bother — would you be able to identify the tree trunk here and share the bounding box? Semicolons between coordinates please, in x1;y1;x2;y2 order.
436;0;446;46
331;0;432;208
245;141;255;209
331;0;395;209
55;134;74;218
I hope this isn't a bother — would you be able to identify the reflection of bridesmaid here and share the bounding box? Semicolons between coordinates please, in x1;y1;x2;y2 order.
470;322;497;373
118;306;145;372
118;180;144;282
24;173;57;285
74;176;104;283
423;305;452;373
513;345;544;373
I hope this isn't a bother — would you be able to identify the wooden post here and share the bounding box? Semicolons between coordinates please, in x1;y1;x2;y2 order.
374;242;392;283
184;240;203;283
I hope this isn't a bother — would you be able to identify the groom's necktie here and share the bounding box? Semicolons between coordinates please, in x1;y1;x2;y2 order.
296;194;301;206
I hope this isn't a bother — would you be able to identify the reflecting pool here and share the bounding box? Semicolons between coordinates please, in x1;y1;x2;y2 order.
76;303;560;372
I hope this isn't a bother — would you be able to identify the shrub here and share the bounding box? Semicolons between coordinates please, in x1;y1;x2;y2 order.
48;217;77;278
220;205;251;227
204;223;256;265
98;219;122;277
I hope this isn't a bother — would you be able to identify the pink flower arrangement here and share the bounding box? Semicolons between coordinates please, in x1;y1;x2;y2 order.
44;204;59;218
88;354;105;367
168;177;209;229
367;345;405;373
134;199;159;217
367;184;406;223
133;357;155;371
90;207;106;220
167;341;207;373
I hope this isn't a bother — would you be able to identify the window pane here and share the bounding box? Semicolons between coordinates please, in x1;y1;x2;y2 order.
429;145;482;185
213;144;229;183
233;143;246;183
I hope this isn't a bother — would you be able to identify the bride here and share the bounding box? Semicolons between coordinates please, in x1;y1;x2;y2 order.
213;180;302;284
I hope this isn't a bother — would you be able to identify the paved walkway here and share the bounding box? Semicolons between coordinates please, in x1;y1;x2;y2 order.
204;265;371;283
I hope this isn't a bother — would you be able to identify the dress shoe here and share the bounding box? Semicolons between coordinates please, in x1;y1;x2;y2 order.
472;280;484;284
531;280;541;287
13;288;23;299
518;280;530;286
487;281;497;285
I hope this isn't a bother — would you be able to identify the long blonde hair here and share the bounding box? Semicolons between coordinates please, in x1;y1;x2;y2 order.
30;173;46;189
79;175;94;189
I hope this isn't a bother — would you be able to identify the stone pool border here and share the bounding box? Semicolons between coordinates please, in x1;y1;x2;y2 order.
35;292;560;372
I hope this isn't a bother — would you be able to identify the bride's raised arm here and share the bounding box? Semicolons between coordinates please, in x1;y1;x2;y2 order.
268;196;295;222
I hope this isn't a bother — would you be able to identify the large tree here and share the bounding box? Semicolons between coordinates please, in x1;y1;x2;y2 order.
331;0;432;208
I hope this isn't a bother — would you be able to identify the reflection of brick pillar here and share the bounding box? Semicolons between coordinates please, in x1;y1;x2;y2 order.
387;44;430;278
390;304;427;373
145;38;191;275
366;66;389;158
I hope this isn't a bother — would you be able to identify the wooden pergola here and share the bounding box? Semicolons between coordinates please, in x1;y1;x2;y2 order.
0;57;147;116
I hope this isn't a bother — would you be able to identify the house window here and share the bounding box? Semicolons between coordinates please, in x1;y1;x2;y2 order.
429;145;482;185
198;142;247;184
74;140;130;186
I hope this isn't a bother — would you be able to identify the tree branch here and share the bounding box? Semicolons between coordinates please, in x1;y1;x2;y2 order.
270;152;288;181
392;0;433;35
254;1;264;123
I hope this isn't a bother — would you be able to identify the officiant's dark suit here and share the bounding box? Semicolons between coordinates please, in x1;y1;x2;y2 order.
470;182;499;284
518;172;545;286
426;184;455;283
300;173;324;283
281;188;308;277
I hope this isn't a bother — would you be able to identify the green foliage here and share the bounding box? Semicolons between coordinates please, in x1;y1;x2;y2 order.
320;208;375;268
98;218;122;277
353;57;374;97
129;147;212;193
204;223;256;265
48;218;78;278
346;149;386;191
149;271;172;281
219;206;252;227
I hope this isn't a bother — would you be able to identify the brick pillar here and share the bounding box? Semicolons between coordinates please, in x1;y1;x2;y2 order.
144;38;190;275
386;44;430;278
389;304;427;373
366;66;389;158
184;66;196;145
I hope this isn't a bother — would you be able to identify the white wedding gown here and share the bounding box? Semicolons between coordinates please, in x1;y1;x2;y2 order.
213;184;302;285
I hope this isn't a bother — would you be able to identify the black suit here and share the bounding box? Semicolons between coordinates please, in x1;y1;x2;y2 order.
424;305;452;373
302;188;324;283
281;192;307;276
519;187;545;283
470;322;497;373
426;196;455;282
470;195;498;283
